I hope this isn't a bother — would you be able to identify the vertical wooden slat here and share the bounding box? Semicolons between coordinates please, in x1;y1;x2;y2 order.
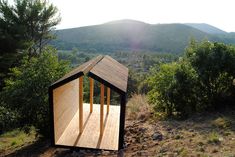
100;83;104;135
107;87;110;114
89;77;93;113
79;76;83;133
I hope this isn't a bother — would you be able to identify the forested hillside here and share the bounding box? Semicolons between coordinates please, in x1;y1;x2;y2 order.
185;23;227;34
51;20;235;54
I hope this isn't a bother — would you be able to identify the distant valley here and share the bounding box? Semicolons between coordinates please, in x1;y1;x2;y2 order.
51;19;235;54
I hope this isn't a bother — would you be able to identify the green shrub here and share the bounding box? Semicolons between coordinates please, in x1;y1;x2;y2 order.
147;61;201;117
0;105;20;133
186;41;235;108
147;41;235;117
1;47;70;136
147;63;178;116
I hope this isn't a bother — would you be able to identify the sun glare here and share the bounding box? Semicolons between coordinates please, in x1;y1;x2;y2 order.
49;0;235;32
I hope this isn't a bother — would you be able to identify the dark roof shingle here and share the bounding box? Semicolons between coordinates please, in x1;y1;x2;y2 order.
52;55;128;93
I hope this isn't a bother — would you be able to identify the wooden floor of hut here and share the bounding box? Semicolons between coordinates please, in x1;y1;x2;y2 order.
55;103;120;150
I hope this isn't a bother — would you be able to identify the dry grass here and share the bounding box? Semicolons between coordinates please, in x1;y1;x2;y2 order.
207;131;221;144
212;117;232;129
0;127;37;156
126;94;152;121
148;111;235;157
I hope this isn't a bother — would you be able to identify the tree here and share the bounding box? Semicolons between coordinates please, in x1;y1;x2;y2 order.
185;41;235;108
127;70;139;97
0;47;70;136
147;41;235;117
147;63;178;116
0;0;61;55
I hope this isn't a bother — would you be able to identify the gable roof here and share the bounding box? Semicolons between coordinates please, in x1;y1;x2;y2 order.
51;55;129;94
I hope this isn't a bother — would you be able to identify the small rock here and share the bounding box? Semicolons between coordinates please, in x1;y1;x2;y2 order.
177;126;182;130
152;132;163;141
129;128;137;134
142;144;148;149
166;127;172;132
199;147;205;152
192;133;197;137
125;131;131;136
189;129;194;132
139;127;147;132
137;152;141;156
96;151;101;155
118;149;124;157
131;146;138;151
168;153;175;157
212;149;218;153
175;135;182;139
137;151;148;156
219;137;223;142
102;150;110;155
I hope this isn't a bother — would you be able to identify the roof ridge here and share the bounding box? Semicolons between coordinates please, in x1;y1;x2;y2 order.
51;55;128;94
82;55;104;74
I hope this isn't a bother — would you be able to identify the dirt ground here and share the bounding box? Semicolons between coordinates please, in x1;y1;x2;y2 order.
1;110;235;157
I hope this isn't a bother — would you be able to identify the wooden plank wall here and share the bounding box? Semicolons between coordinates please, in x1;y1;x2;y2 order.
53;78;79;143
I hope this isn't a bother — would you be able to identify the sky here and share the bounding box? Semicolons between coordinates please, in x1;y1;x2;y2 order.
8;0;235;32
48;0;235;32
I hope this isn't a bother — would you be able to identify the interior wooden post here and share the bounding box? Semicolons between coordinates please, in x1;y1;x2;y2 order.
79;76;83;133
89;77;93;113
107;87;110;114
100;83;104;135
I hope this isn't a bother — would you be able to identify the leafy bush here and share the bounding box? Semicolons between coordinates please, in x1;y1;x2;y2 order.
148;61;200;117
186;41;235;108
0;105;20;133
170;61;201;115
148;63;178;115
1;47;70;136
147;41;235;117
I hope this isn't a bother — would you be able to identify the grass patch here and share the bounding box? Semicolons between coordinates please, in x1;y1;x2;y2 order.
212;117;232;129
174;135;183;140
180;148;189;157
207;131;221;144
0;127;36;152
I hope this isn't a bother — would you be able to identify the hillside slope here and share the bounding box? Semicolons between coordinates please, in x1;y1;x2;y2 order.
51;20;235;54
185;23;227;34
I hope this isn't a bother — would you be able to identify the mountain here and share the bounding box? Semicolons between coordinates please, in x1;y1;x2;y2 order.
51;20;235;54
185;23;227;34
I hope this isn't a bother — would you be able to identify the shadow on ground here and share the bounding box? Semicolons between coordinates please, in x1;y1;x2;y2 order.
4;139;123;157
5;139;52;157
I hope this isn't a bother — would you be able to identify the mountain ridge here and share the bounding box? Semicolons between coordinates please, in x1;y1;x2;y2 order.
51;19;235;54
185;23;227;34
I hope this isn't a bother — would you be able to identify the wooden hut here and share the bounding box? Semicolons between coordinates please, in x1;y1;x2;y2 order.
49;55;128;150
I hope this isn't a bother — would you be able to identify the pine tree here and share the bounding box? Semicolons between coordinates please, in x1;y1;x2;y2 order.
0;0;61;56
